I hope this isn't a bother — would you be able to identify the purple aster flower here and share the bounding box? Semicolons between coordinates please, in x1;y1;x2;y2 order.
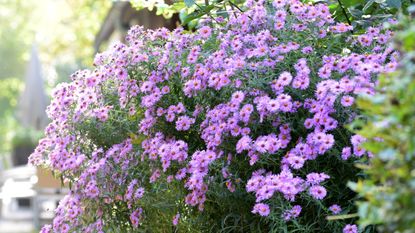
343;224;358;233
329;204;342;214
134;187;145;199
282;205;302;221
291;205;302;217
288;155;305;169
231;91;245;103
60;223;70;233
267;99;280;113
274;20;285;30
275;9;287;20
341;147;352;160
40;225;52;233
309;185;327;200
172;213;180;226
301;46;313;54
199;26;212;38
318;65;332;79
351;134;366;146
176;116;195;131
306;172;330;185
252;203;270;216
279;101;293;112
358;34;373;46
277;71;293;86
130;208;143;228
236;135;252;153
272;0;287;9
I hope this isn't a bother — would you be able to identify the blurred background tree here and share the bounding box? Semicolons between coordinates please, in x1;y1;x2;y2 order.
0;0;110;159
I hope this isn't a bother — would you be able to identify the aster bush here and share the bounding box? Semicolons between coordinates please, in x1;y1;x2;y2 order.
29;0;398;232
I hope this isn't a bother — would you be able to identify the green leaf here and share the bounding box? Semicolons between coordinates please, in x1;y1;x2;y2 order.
341;0;364;7
348;181;358;191
171;2;186;11
386;0;401;8
371;13;393;19
349;8;363;18
184;0;196;7
215;9;229;18
363;0;375;12
182;5;214;25
182;11;205;25
179;10;188;23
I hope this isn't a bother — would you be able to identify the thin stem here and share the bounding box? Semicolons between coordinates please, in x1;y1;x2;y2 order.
228;0;252;20
228;2;239;19
228;0;244;13
194;2;220;24
326;213;359;221
337;0;352;27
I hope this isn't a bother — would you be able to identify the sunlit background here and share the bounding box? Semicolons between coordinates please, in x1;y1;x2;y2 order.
0;1;177;232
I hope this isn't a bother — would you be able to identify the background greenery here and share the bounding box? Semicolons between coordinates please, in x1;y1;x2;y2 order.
131;0;412;27
351;10;415;233
0;0;110;163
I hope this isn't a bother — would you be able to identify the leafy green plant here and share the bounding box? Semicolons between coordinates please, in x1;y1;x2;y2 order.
331;0;412;29
0;78;23;154
351;11;415;233
11;126;43;148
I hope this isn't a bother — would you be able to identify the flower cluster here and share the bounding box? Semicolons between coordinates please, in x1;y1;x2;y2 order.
31;0;397;232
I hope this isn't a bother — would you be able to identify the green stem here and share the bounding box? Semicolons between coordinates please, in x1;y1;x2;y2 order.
326;213;359;220
337;0;352;27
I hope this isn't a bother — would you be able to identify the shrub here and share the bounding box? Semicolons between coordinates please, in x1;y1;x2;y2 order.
352;13;415;233
30;0;397;232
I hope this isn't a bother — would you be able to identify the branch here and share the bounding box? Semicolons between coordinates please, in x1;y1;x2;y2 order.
229;0;252;20
337;0;352;26
326;213;359;221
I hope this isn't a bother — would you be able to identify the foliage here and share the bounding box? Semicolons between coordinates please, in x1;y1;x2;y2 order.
351;11;415;233
0;0;111;157
30;0;398;232
0;0;111;80
130;0;246;28
322;0;412;29
11;126;43;148
0;78;23;153
130;0;411;27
